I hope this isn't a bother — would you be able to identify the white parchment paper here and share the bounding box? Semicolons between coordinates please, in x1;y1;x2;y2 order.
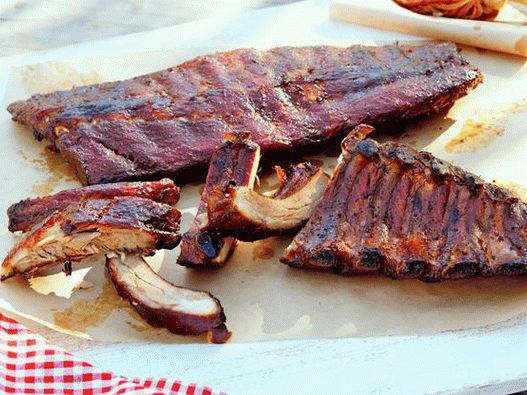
1;1;527;344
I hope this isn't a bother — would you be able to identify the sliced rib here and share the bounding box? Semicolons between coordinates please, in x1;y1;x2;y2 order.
8;178;180;233
107;255;230;343
177;133;260;268
1;197;181;280
207;163;329;241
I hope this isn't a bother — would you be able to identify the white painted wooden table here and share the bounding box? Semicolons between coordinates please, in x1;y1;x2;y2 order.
2;1;527;394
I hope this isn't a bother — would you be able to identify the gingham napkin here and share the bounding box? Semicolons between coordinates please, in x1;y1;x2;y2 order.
0;312;223;394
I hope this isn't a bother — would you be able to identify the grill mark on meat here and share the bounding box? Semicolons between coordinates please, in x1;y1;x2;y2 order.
455;187;488;276
200;53;308;145
398;173;428;269
354;163;385;272
437;184;462;271
281;124;527;281
341;161;377;273
440;186;481;279
495;203;526;267
8;43;482;185
402;179;435;277
469;190;494;276
363;162;405;275
359;163;388;247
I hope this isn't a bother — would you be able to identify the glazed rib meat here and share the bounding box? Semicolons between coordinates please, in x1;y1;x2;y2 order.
178;132;329;267
207;162;329;241
281;124;527;281
1;197;181;280
177;133;260;268
8;43;482;185
107;255;230;343
7;178;180;233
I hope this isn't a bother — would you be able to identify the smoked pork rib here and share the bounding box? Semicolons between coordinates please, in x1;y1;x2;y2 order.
281;125;527;281
207;162;329;241
8;178;180;233
177;133;260;268
107;255;230;343
1;197;181;280
178;132;328;267
8;43;482;185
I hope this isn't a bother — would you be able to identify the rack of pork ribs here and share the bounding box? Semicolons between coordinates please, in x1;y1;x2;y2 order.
281;125;527;281
8;42;481;186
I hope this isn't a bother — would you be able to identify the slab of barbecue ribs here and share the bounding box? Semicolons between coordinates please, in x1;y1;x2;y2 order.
281;124;527;281
8;42;482;185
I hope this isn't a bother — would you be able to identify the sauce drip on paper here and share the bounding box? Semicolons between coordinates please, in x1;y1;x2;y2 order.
53;277;149;333
445;119;504;153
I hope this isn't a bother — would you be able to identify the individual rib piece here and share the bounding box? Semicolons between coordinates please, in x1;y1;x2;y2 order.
7;178;180;233
107;255;230;343
207;163;329;241
281;124;527;281
1;197;181;280
177;133;260;268
8;42;482;185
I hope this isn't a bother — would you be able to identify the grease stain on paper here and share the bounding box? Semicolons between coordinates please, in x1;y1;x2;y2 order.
53;277;149;333
18;145;77;196
445;119;504;153
19;63;104;96
252;244;275;260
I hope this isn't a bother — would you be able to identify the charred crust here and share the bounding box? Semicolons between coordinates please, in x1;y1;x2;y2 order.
360;248;383;269
429;157;450;180
497;261;527;275
444;261;481;279
7;179;180;233
62;261;72;276
197;231;225;258
357;140;379;158
402;260;426;277
61;220;75;234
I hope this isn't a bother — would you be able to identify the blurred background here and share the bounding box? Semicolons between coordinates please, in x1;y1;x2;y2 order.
0;0;297;56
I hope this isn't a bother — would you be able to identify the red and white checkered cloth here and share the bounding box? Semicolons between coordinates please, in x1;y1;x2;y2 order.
0;312;224;395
